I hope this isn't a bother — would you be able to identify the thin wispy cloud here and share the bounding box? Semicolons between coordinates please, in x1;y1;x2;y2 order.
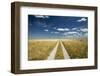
57;28;69;31
53;27;57;29
63;32;68;36
80;28;88;32
72;28;77;30
37;21;47;27
65;28;70;31
51;31;54;33
63;31;81;36
77;18;87;22
44;29;49;32
51;31;59;34
35;15;49;18
29;15;88;39
67;31;78;34
54;32;59;34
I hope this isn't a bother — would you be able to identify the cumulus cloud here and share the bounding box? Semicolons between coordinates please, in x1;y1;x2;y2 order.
44;29;49;32
57;28;69;31
35;15;49;18
80;28;88;32
57;28;64;31
77;18;87;22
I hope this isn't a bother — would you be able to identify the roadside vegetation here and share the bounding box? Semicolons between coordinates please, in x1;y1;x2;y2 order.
28;40;57;60
55;42;64;59
62;39;88;59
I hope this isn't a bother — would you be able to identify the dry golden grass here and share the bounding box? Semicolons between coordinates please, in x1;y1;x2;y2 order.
55;42;64;59
62;39;88;59
28;40;57;60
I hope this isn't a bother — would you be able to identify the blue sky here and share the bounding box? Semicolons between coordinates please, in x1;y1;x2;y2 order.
28;15;88;39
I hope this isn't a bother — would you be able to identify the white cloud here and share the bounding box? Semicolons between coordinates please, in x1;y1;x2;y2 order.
54;32;59;34
57;28;64;31
77;18;87;22
63;32;68;35
63;31;80;36
65;28;70;31
44;29;49;32
67;31;78;34
80;28;88;32
57;28;69;31
35;15;49;18
72;28;77;30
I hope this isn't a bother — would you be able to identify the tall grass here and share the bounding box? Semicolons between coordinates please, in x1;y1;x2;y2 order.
62;39;88;59
55;42;64;59
28;40;57;60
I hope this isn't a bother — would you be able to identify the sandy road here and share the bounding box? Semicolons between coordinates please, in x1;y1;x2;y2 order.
60;41;70;59
47;41;59;60
47;40;70;60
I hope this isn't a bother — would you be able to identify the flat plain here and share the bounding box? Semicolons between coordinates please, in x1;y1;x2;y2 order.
28;39;88;60
28;40;57;60
62;39;88;59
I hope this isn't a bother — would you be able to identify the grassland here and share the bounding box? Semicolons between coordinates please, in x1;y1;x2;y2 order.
62;39;88;59
55;42;64;59
28;40;57;60
28;38;88;60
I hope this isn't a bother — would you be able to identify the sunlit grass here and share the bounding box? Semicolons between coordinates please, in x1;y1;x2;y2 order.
28;40;57;60
28;38;88;60
62;39;88;59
